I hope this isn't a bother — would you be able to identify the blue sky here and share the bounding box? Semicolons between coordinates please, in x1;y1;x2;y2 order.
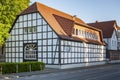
30;0;120;25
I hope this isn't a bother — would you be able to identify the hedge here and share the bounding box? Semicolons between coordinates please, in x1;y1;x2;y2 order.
0;62;45;74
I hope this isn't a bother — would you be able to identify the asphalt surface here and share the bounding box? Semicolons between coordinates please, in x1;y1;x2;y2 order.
1;64;120;80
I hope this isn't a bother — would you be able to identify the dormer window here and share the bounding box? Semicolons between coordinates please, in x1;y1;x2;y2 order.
72;28;98;40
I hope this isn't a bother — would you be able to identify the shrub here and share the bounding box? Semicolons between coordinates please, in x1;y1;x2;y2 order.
31;62;45;71
18;62;30;72
0;62;45;74
0;63;16;74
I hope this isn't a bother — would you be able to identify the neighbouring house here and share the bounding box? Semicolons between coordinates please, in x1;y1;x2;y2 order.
116;26;120;50
88;20;120;62
4;2;106;69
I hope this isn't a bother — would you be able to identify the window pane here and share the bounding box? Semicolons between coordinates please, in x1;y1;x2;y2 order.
24;27;28;33
29;27;33;33
33;27;37;33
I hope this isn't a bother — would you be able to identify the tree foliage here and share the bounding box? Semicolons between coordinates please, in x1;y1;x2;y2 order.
0;0;30;46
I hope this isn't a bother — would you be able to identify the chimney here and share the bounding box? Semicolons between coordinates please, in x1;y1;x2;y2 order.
96;20;99;23
72;15;77;21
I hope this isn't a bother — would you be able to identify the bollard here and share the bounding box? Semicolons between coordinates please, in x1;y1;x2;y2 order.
16;64;18;73
29;64;31;72
40;64;42;70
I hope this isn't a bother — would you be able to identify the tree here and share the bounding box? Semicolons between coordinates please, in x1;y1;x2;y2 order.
0;0;30;46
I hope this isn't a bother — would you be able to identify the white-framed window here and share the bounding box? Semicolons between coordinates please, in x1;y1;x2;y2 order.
24;26;37;33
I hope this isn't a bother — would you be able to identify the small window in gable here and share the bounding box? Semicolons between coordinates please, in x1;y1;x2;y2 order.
29;27;33;33
34;27;37;33
24;27;28;33
24;26;37;34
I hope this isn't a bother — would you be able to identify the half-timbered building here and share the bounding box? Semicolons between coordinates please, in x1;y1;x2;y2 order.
5;2;106;69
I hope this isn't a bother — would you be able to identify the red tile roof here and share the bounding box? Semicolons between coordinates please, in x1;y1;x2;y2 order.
53;14;74;37
116;26;120;30
19;2;104;45
88;20;116;38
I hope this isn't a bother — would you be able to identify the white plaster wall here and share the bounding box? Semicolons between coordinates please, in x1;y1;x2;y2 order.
110;30;117;50
103;30;117;50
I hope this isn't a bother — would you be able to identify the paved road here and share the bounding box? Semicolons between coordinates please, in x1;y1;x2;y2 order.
2;64;120;80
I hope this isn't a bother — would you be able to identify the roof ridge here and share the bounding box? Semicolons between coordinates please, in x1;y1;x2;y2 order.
88;20;116;24
17;2;104;44
36;2;86;24
36;2;73;17
19;2;38;15
35;2;39;11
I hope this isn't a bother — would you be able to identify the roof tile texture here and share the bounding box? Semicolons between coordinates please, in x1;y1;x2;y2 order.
88;21;116;38
19;2;104;44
